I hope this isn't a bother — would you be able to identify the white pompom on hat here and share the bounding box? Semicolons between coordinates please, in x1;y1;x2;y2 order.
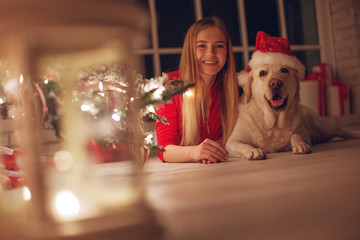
238;31;305;86
237;70;249;87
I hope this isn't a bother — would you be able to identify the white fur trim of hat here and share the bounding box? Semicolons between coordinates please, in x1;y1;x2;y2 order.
248;50;305;80
237;70;249;87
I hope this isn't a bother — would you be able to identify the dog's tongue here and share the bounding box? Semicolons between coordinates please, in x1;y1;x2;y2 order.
270;98;284;107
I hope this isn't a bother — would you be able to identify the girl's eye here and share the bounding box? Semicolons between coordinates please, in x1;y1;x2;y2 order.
217;44;225;48
259;70;267;76
197;44;206;48
281;68;289;73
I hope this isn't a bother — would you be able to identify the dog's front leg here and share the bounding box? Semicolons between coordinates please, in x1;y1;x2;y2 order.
226;142;266;160
290;133;311;154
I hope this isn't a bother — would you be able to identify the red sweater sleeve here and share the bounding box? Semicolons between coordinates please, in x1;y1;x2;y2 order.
155;71;182;162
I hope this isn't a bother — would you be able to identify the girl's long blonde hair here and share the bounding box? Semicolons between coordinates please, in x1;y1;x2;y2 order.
179;17;238;146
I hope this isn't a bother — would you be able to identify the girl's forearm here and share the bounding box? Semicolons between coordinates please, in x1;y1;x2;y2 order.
162;145;196;163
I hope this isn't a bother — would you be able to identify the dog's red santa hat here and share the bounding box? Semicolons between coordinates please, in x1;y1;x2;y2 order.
238;31;305;87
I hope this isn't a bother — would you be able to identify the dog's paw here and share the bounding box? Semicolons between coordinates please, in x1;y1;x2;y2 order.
292;142;311;154
243;148;267;160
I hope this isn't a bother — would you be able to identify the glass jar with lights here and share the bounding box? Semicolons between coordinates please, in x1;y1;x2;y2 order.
0;0;162;239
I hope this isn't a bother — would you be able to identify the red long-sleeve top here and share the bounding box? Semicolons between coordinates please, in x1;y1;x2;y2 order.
155;71;223;162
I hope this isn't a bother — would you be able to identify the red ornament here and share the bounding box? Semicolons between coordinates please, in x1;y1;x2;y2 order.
2;150;24;189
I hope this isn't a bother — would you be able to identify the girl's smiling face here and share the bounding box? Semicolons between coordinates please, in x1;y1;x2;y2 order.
195;27;227;82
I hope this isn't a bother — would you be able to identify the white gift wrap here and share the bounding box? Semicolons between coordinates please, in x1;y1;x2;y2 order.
300;80;325;116
312;63;333;85
326;86;350;116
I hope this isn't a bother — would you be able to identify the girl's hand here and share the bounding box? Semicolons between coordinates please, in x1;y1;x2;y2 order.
192;138;228;164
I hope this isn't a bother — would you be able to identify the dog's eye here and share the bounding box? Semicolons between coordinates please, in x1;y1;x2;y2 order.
259;70;267;77
281;68;289;73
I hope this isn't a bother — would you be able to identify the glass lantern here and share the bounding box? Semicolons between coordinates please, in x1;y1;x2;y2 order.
0;0;161;239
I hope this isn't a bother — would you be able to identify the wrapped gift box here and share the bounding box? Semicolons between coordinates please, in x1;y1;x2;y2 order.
300;80;325;116
299;63;331;116
301;63;350;117
326;81;350;116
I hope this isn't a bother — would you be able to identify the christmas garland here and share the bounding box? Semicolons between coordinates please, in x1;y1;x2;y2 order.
37;64;194;152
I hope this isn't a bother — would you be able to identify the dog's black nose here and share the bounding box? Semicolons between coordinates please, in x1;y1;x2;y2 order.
269;79;283;88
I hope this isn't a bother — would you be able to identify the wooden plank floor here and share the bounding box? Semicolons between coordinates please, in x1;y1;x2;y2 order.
144;138;360;240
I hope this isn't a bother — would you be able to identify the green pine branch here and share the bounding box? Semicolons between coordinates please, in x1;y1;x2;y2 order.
147;112;169;124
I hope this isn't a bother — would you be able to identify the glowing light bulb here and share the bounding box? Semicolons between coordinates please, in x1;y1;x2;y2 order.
153;88;164;99
54;150;74;172
54;190;80;218
112;113;121;121
22;187;31;201
184;90;192;97
81;104;92;111
145;133;153;144
147;106;155;113
98;81;104;91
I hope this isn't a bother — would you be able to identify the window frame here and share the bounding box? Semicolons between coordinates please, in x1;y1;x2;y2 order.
137;0;334;77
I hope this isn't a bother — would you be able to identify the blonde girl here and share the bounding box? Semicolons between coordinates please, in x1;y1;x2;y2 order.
156;17;238;164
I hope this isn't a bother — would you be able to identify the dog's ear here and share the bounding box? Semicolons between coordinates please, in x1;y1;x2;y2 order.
244;71;253;103
293;66;305;102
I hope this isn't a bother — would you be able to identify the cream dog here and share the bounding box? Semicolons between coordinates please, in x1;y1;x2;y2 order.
225;31;359;160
